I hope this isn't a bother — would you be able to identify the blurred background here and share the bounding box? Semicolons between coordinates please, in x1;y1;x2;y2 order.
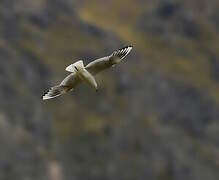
0;0;219;180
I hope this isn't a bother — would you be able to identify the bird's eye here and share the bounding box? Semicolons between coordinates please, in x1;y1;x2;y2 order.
74;66;78;71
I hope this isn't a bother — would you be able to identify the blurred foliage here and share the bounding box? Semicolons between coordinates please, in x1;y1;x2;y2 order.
0;0;219;180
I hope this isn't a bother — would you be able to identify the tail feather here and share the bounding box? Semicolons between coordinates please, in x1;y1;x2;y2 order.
42;85;69;100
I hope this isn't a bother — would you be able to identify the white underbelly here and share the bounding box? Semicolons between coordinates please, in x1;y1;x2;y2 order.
77;69;97;89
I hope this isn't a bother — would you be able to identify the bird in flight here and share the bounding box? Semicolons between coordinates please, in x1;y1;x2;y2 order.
42;45;133;100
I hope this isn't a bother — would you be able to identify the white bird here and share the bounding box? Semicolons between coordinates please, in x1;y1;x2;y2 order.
42;45;133;100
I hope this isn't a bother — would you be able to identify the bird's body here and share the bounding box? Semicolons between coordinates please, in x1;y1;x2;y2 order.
75;63;98;90
42;45;133;100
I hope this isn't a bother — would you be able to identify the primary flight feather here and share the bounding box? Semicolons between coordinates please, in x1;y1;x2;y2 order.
42;45;133;100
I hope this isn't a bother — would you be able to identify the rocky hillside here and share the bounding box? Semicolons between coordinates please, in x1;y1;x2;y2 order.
0;0;219;180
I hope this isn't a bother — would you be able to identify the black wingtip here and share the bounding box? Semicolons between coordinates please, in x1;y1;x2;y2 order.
119;45;133;50
42;87;53;99
41;91;46;99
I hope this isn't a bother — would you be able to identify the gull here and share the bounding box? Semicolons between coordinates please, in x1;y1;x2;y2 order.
42;45;133;100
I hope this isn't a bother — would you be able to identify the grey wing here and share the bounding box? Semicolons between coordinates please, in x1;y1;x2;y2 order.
60;72;82;90
85;56;112;75
42;72;82;100
85;45;133;75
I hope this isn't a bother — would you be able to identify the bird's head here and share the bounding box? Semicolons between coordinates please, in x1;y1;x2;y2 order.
74;66;79;71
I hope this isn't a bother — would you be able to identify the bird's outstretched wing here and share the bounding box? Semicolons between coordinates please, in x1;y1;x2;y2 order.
42;72;82;100
85;45;133;75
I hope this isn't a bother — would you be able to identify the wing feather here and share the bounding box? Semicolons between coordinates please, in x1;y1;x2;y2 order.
85;45;133;75
60;72;81;88
42;72;82;100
